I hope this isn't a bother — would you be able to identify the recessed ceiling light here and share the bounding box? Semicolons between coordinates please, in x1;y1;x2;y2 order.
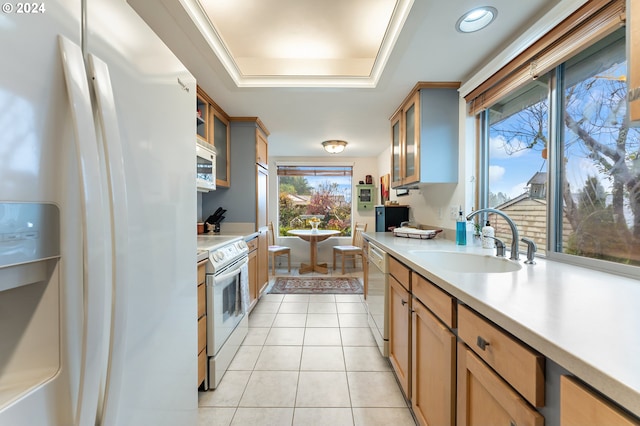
456;6;497;33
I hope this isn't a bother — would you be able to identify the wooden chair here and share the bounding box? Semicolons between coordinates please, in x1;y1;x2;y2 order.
333;223;368;274
268;222;291;275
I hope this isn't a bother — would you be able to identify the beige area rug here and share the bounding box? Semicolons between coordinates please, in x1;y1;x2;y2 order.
269;276;363;294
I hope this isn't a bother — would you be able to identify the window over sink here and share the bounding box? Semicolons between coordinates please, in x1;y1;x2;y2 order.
475;23;640;277
277;165;353;237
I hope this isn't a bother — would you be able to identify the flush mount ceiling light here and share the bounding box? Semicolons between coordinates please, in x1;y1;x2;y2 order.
456;6;497;33
322;140;348;154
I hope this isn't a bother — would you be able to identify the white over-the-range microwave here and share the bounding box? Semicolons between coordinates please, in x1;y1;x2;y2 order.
196;142;216;192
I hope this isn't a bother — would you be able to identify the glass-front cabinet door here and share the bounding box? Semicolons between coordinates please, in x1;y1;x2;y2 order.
213;110;230;187
391;111;403;187
197;86;231;188
403;92;420;186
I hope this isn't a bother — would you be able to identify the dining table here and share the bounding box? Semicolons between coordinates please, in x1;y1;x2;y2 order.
287;229;340;274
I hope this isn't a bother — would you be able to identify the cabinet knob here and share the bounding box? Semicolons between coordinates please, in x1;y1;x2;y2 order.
401;299;407;306
476;336;490;351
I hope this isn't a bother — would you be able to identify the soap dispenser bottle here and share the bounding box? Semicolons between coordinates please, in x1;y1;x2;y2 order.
456;207;467;245
481;220;495;249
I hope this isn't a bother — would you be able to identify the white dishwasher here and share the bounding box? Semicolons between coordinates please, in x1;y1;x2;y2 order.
365;242;389;357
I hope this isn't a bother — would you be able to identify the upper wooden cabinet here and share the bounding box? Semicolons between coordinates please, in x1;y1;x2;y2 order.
390;82;460;188
197;86;231;187
256;128;268;169
629;0;640;122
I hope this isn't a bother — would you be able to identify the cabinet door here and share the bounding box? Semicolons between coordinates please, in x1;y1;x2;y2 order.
403;91;420;185
457;342;543;426
196;94;208;143
256;129;268;169
256;165;268;230
248;247;258;311
560;375;640;426
257;230;269;295
412;299;456;426
389;275;411;398
213;109;230;187
391;110;403;187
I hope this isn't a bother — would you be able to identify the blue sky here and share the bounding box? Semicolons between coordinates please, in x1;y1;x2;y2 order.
489;133;547;199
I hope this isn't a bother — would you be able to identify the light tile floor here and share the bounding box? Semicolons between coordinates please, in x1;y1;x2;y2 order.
198;266;417;426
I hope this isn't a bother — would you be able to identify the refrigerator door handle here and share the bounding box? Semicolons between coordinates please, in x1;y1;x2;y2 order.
58;35;111;426
87;53;129;426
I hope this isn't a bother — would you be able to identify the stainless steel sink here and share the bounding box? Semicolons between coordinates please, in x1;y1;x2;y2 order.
407;251;522;273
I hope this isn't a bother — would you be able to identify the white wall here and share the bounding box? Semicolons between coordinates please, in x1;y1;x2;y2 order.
269;155;378;265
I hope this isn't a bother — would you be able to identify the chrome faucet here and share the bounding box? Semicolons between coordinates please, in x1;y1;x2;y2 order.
466;208;519;261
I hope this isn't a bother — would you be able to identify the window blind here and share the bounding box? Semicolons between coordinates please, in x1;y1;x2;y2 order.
466;0;625;116
276;165;353;177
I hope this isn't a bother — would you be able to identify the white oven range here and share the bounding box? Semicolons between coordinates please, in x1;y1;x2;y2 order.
199;235;249;389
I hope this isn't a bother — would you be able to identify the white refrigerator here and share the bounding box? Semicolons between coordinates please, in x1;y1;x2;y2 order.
0;0;198;424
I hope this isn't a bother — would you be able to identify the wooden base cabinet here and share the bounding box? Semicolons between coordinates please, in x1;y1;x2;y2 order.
412;299;456;426
247;237;259;312
197;259;207;387
257;230;268;296
457;342;544;426
560;376;640;426
246;232;268;312
389;274;411;398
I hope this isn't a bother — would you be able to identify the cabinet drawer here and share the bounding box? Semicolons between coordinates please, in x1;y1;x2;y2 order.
458;304;544;407
198;349;206;386
412;272;456;329
560;376;640;426
197;283;206;318
247;237;258;252
389;256;410;291
198;315;206;354
197;260;207;285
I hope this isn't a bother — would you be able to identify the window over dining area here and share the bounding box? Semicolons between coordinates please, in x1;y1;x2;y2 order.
277;165;353;237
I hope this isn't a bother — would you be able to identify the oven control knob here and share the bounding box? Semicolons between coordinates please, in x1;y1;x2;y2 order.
236;241;247;250
217;251;226;262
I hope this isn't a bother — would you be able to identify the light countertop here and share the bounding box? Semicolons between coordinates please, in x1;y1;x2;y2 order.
364;231;640;417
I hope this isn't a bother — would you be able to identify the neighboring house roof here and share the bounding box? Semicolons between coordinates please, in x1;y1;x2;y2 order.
527;171;547;186
493;192;545;210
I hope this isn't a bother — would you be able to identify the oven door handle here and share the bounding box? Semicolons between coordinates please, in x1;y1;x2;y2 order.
213;257;249;283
